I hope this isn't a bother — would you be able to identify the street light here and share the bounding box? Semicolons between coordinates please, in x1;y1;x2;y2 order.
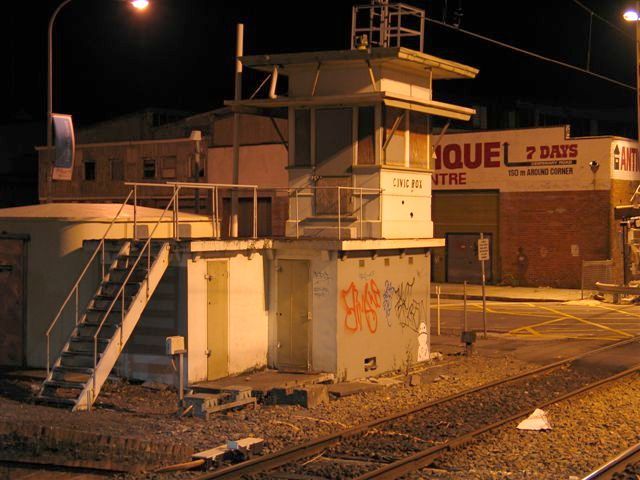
624;3;640;151
45;0;149;201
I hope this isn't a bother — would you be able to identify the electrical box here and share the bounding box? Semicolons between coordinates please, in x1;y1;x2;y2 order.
165;336;185;355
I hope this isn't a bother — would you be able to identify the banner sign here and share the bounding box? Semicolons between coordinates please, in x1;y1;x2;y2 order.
611;139;640;181
52;113;75;181
432;126;613;192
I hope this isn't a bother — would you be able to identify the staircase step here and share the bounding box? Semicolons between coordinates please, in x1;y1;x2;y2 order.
43;379;86;390
60;351;99;368
36;395;77;407
52;365;94;376
93;294;134;302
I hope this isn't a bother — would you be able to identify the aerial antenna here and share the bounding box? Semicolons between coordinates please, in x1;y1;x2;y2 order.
351;1;426;52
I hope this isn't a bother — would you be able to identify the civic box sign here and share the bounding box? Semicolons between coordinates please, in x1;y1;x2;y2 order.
381;170;430;196
432;126;612;192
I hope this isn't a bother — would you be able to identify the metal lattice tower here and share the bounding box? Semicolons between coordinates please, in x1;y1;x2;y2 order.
351;1;425;51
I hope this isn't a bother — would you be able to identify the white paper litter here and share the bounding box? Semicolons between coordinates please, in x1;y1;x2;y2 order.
516;408;552;431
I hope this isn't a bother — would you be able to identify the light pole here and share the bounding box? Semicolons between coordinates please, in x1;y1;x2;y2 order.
45;0;149;202
623;4;640;285
624;3;640;147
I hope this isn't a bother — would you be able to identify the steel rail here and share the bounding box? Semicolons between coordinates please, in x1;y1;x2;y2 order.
193;335;640;480
357;365;640;479
582;442;640;480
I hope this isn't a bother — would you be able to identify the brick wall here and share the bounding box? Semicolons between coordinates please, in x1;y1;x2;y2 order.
499;190;610;288
610;179;640;283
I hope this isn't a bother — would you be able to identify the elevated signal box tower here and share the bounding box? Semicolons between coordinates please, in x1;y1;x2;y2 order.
227;1;478;240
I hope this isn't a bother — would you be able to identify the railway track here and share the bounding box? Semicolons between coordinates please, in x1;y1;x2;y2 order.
192;336;640;480
582;442;640;480
0;460;114;480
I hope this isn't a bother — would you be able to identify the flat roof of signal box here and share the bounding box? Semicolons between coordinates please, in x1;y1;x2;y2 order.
240;47;479;80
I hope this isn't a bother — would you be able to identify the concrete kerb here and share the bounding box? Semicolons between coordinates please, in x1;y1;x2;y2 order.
431;283;582;303
433;292;567;303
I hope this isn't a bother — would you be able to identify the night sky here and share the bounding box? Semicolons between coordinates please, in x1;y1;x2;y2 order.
2;0;638;128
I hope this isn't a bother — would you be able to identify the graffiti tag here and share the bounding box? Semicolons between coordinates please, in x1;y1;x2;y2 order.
341;279;381;334
393;278;425;334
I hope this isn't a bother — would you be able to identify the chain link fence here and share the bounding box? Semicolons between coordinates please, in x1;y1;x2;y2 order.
581;259;613;299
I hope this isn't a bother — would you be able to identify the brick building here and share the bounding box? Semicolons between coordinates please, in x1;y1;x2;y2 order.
431;125;639;288
36;109;288;237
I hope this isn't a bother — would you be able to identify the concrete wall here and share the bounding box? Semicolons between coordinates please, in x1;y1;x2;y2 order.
186;251;268;383
268;249;338;374
336;252;430;380
0;216;212;368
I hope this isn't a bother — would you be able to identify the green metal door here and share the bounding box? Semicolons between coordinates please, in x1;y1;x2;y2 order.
277;260;310;370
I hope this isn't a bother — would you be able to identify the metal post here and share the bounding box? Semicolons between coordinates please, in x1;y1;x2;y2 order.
481;233;487;339
133;185;137;241
75;286;78;325
338;187;342;240
46;0;73;204
46;337;50;377
463;280;468;332
172;186;177;239
360;189;363;239
295;189;300;239
230;23;244;238
121;291;124;347
253;187;258;238
436;285;441;336
101;241;105;280
175;187;181;241
178;351;185;407
636;1;640;165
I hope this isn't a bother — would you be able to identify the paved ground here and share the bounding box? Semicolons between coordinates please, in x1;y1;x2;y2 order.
430;299;640;341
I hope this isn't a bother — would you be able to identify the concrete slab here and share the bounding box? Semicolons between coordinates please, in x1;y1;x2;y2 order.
265;384;330;408
192;370;334;399
327;382;383;398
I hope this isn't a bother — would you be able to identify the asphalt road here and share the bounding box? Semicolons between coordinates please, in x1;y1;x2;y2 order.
430;299;640;341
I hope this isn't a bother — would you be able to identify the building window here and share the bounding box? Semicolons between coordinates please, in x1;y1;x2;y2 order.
357;106;375;165
84;159;96;181
383;106;406;166
110;158;124;181
161;156;177;179
143;158;156;179
294;109;311;167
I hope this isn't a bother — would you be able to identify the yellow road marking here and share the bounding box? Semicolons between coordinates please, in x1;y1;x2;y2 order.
594;304;640;319
536;305;634;338
509;316;567;334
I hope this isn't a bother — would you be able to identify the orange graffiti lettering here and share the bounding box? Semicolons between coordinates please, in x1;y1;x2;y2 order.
341;280;381;334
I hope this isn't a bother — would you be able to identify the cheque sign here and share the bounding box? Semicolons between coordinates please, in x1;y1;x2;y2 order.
432;126;611;192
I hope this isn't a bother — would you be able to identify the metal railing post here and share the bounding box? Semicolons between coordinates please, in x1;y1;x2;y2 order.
295;189;300;239
253;187;258;238
121;291;124;347
360;188;364;239
172;185;178;240
175;187;181;241
133;186;137;241
338;187;342;240
46;337;50;377
75;286;79;325
101;241;105;280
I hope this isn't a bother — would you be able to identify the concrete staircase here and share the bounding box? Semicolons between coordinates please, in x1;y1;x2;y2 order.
37;240;170;411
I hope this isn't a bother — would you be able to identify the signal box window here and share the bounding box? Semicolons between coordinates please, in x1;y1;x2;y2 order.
110;158;124;181
143;158;156;179
84;159;96;181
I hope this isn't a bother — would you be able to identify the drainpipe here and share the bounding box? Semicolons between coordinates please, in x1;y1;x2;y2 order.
231;23;243;238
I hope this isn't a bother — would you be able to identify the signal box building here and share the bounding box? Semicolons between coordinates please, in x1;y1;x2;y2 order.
1;4;480;411
432;125;640;288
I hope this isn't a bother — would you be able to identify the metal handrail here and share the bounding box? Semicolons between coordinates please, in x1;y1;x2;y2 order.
284;186;383;240
45;190;134;376
91;187;180;400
